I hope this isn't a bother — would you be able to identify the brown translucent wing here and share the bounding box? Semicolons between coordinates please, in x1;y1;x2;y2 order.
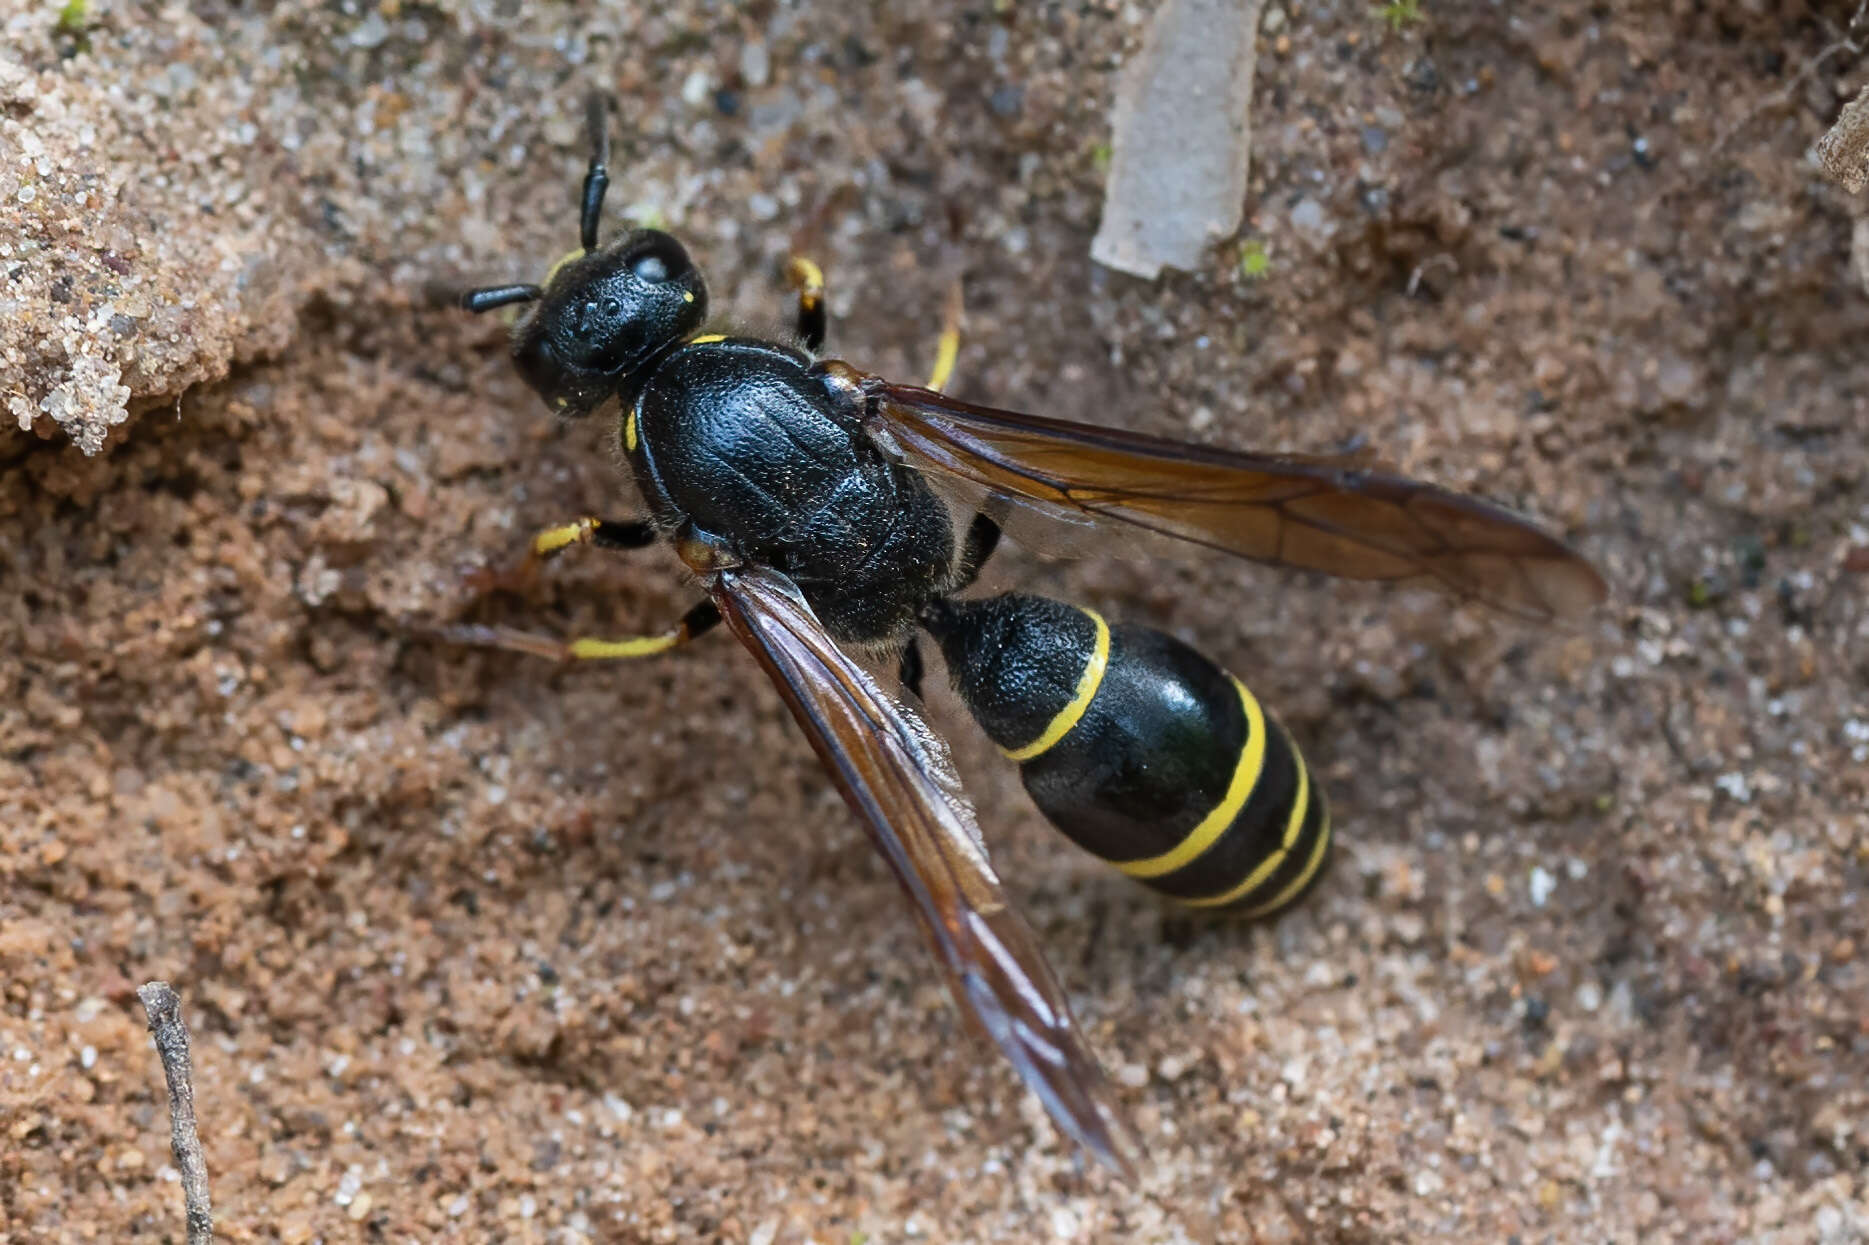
709;564;1139;1180
863;380;1608;621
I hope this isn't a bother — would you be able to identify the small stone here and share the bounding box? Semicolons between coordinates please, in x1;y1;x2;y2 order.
349;13;390;48
1290;197;1328;236
740;42;770;89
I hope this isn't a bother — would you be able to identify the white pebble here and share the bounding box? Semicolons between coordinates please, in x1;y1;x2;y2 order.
740;42;771;88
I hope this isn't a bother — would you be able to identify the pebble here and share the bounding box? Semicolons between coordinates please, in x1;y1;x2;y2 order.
741;42;771;88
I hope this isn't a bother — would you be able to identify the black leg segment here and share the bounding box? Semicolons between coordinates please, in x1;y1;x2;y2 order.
784;257;828;352
898;638;926;701
952;513;1002;592
588;518;658;550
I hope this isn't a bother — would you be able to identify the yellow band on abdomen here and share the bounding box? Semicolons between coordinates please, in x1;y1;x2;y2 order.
1183;739;1324;911
1002;610;1110;763
1117;678;1267;880
1233;796;1331;919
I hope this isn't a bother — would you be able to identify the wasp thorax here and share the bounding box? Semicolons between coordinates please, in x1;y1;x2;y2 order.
512;229;709;418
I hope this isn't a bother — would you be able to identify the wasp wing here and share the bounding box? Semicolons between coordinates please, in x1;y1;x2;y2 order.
709;564;1138;1179
862;380;1608;622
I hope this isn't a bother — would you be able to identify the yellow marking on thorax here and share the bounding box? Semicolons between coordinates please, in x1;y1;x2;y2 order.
1117;678;1267;880
569;633;682;660
1002;610;1110;763
1184;742;1327;912
687;333;726;345
624;406;639;453
543;247;585;287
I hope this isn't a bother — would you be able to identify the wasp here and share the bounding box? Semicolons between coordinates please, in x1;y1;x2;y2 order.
442;98;1606;1179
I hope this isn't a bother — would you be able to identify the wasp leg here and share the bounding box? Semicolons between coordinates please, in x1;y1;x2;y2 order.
580;92;611;253
438;598;722;662
469;516;657;594
898;638;926;701
950;513;1002;593
784;256;828;352
925;279;963;391
538;516;657;555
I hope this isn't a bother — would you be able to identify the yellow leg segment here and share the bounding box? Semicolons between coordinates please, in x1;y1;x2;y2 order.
925;280;963;391
784;256;825;310
532;517;603;558
467;516;657;596
567;630;688;660
785;256;828;351
439;599;717;663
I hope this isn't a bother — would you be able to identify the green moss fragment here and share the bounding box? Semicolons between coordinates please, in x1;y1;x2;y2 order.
56;0;87;32
1375;1;1424;30
1237;239;1271;281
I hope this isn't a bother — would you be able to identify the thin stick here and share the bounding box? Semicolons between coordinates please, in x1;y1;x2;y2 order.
137;981;215;1245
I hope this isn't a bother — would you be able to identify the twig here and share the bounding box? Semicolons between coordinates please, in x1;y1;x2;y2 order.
137;981;215;1245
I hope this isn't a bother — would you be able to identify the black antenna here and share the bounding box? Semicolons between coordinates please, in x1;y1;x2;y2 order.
580;91;611;253
458;284;543;313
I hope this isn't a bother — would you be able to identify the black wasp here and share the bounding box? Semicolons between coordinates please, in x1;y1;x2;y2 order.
443;98;1606;1179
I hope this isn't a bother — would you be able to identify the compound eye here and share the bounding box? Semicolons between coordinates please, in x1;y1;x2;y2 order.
632;253;670;283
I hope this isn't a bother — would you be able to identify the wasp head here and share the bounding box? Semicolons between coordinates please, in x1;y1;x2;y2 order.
501;230;708;419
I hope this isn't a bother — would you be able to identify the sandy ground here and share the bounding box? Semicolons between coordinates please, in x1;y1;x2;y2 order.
3;2;1867;1241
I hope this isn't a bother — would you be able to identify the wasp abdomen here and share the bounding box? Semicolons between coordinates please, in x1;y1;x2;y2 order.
923;592;1330;918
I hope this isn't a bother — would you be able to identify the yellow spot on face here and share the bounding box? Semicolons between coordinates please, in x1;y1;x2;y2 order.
687;333;726;345
1118;679;1267;880
1184;738;1330;913
569;632;681;660
624;406;638;453
682;290;696;303
1002;610;1110;762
